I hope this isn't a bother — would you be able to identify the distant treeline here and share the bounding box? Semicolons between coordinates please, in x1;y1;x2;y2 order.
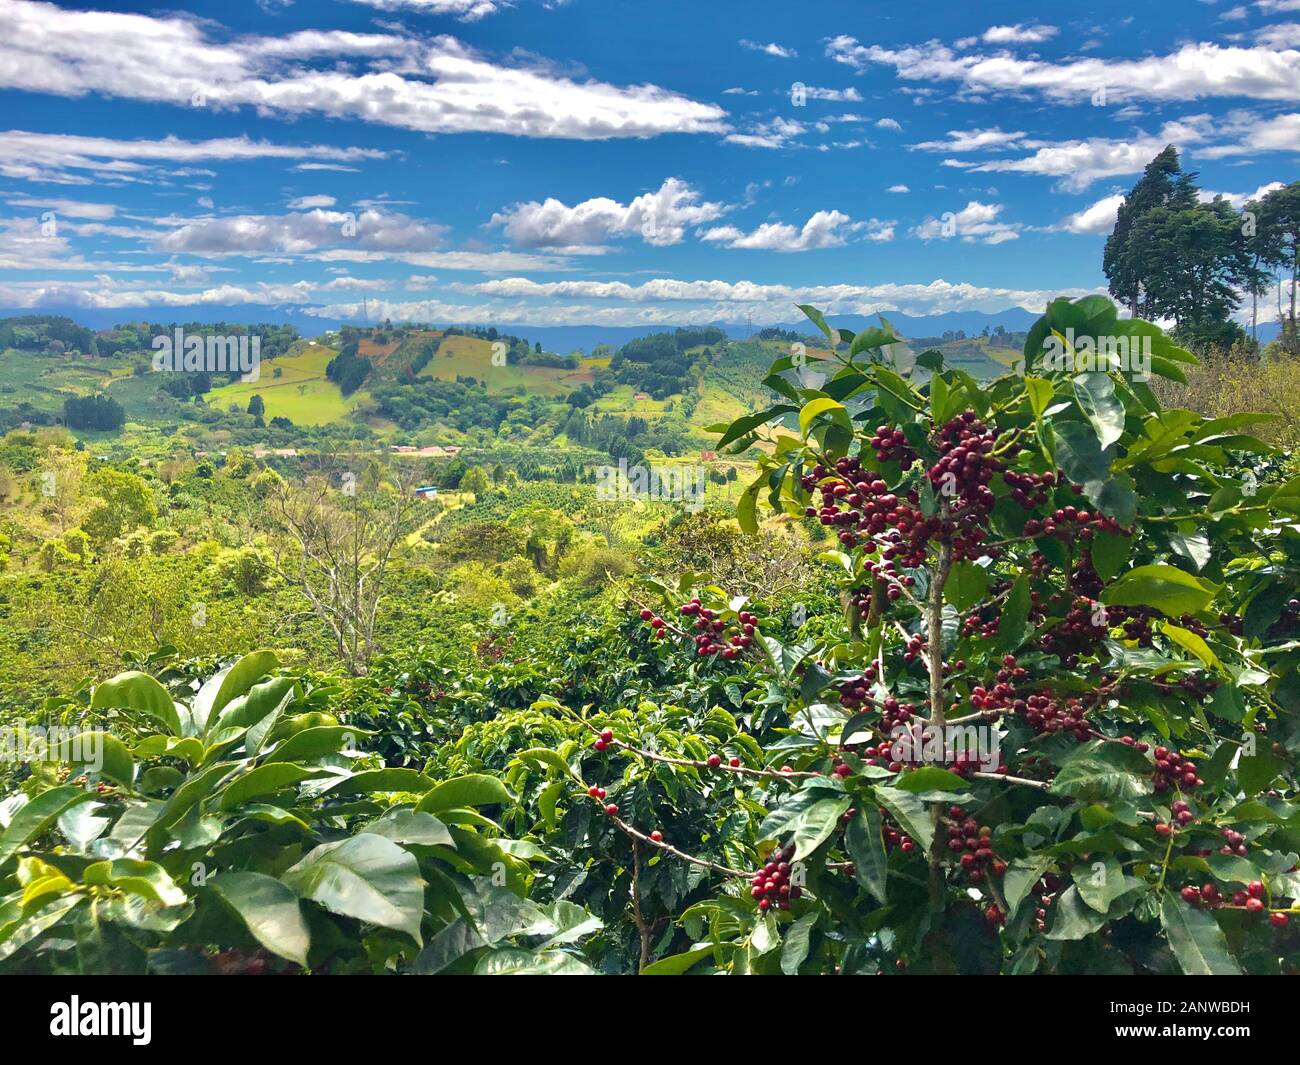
607;326;727;399
95;322;299;360
0;315;96;354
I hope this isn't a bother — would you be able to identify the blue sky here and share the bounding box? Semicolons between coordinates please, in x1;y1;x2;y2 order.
0;0;1297;328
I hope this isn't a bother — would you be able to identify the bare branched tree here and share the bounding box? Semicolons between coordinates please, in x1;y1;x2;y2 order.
266;456;421;674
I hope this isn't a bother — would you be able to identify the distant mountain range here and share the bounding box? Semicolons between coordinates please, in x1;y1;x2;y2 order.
0;304;1280;354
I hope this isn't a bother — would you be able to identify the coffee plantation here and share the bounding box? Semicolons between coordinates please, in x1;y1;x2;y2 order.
3;297;1300;975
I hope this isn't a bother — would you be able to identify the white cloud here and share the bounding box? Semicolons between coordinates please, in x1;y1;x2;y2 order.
1198;110;1300;155
724;116;806;149
1199;181;1285;207
740;39;797;58
346;0;504;20
5;195;116;219
155;208;449;255
911;127;1025;151
887;184;910;193
315;275;390;291
489;177;725;250
701;210;891;250
0;129;385;185
310;247;570;272
1255;21;1300;47
1056;193;1124;234
0;276;318;309
981;23;1058;44
0;0;727;141
287;194;337;210
875;118;902;131
798;85;863;102
955;117;1218;191
442;275;1104;320
912;201;1020;244
825;35;1300;104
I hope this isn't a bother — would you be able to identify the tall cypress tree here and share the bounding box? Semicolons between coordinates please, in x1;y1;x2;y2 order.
1103;146;1197;317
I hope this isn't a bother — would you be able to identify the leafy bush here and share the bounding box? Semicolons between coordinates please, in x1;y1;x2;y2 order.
0;652;601;973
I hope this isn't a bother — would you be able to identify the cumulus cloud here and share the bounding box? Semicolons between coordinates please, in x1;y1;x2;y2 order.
887;184;909;193
489;177;725;250
912;201;1020;244
1199;181;1286;208
951;117;1224;192
1055;193;1124;234
701;210;891;250
0;0;727;141
875;118;902;131
1197;111;1300;156
981;23;1058;44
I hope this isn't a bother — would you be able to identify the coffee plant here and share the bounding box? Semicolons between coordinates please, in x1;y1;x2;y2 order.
0;652;601;973
554;295;1300;974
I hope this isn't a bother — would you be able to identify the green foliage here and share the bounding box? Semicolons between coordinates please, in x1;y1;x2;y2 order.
0;653;601;973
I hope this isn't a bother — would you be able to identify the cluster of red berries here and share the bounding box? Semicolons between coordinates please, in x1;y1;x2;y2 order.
1219;827;1249;858
926;412;1012;562
685;599;757;657
837;668;877;710
965;654;1025;716
1152;745;1202;793
586;783;617;817
1154;800;1196;836
960;604;1002;639
593;727;614;751
869;425;916;466
1037;596;1107;665
1016;693;1090;738
802;457;927;557
1180;880;1286;924
946;811;1007;885
879;696;917;733
751;843;802;911
852;806;916;854
1023;505;1126;542
638;599;759;659
1002;468;1055;509
901;632;927;663
863;558;914;602
705;752;742;769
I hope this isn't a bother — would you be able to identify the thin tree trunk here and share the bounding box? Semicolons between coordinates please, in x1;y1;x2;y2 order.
926;540;953;913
